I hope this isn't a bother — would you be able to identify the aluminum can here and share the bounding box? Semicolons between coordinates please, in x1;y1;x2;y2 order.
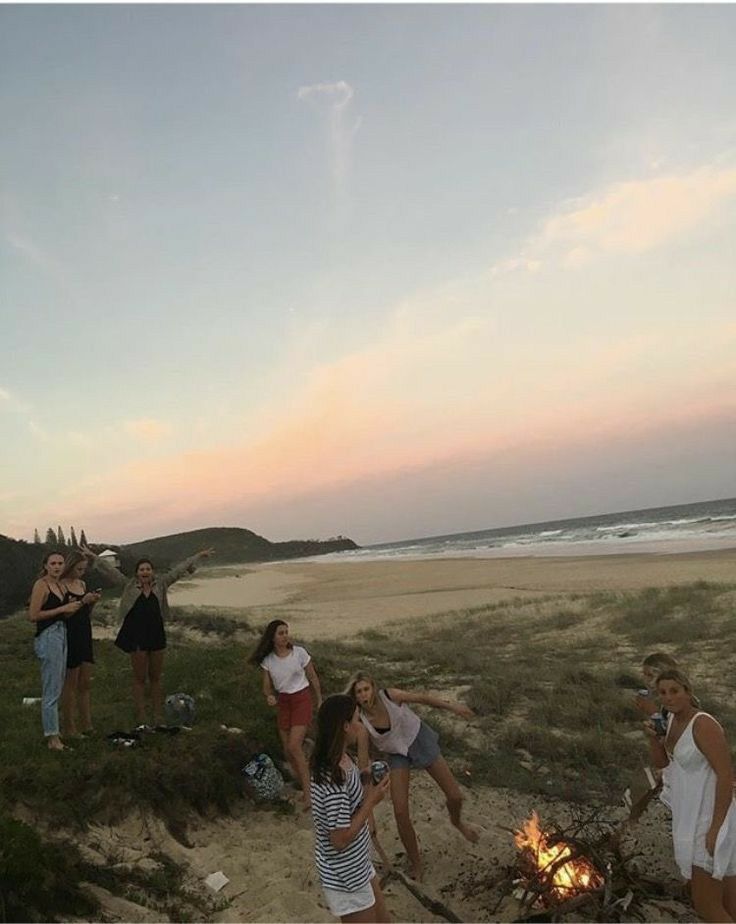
370;759;390;784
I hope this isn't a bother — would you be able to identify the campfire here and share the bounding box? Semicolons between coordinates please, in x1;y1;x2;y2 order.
457;804;689;922
514;810;604;904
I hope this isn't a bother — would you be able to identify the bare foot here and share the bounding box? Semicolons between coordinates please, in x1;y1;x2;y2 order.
47;736;71;751
408;862;423;882
457;821;480;843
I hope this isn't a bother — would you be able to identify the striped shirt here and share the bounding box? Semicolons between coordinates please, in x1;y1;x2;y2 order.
311;761;372;892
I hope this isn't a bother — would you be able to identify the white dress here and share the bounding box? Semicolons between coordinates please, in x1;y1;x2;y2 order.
667;711;736;880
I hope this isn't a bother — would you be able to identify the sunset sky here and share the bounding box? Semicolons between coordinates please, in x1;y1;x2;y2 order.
2;4;735;545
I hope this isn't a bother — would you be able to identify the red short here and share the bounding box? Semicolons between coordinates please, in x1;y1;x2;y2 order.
277;687;313;731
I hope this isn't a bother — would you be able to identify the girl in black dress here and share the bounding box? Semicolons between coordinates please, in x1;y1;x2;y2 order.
81;545;214;726
60;550;101;736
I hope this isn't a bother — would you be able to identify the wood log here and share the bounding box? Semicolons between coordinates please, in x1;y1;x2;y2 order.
386;868;464;923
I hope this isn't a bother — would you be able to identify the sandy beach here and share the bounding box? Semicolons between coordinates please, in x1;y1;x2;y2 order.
169;547;736;639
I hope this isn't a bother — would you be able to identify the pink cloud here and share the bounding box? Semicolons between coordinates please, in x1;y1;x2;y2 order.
538;165;736;262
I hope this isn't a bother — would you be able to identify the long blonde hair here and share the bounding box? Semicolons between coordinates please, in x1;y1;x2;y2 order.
345;671;378;710
656;669;701;708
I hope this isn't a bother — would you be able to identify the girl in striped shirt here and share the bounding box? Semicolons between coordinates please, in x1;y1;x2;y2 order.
310;695;391;923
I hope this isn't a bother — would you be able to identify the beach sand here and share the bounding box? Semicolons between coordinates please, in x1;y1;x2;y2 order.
69;771;684;924
169;547;736;639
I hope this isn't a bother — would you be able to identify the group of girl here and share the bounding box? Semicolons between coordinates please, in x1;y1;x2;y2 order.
256;626;736;924
251;618;479;923
29;549;736;923
29;546;214;748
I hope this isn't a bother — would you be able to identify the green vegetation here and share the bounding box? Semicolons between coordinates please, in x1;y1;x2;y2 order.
0;814;99;922
1;579;734;919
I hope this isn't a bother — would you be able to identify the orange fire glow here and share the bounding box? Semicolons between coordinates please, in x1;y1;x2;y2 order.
514;811;603;901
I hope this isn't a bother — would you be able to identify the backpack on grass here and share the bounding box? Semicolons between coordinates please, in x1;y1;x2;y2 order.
241;753;285;802
165;693;196;726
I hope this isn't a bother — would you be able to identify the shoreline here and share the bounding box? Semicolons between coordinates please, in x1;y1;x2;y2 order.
169;546;736;640
292;534;736;562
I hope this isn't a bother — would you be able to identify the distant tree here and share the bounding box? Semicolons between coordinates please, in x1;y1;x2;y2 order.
80;529;88;547
70;526;78;547
57;526;66;546
45;528;56;545
33;529;41;544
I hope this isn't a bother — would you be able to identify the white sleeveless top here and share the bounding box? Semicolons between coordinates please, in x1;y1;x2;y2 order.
359;689;421;756
667;711;736;880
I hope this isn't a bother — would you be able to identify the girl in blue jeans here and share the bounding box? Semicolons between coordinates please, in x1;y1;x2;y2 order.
28;551;83;750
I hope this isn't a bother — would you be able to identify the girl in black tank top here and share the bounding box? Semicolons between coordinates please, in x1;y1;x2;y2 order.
28;551;82;751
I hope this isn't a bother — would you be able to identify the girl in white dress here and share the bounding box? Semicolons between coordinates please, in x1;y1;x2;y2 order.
645;669;736;922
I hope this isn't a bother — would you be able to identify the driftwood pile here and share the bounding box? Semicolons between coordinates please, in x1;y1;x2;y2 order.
489;800;685;923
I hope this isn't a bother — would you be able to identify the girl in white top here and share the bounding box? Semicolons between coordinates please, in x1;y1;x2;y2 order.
310;694;391;922
249;619;321;811
645;669;736;922
348;671;479;882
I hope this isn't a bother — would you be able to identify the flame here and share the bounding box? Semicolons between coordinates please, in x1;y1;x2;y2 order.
514;811;603;901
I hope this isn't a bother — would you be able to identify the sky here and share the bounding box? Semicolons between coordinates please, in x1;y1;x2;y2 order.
1;4;735;546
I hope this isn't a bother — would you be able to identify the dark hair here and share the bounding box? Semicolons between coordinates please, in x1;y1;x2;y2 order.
311;695;356;786
656;669;701;708
249;619;289;665
134;559;154;574
38;550;66;578
61;549;87;582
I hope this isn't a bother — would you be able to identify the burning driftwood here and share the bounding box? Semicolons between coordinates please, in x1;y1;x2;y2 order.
488;806;683;923
514;810;605;908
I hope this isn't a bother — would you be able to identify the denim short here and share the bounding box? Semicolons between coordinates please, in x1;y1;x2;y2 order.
386;720;441;770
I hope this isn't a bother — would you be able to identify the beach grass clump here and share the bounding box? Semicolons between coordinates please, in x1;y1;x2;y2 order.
77;850;220;922
465;675;517;718
609;581;726;646
170;606;246;637
0;811;99;922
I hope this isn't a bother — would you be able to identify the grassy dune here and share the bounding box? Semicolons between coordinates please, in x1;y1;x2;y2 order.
1;580;734;920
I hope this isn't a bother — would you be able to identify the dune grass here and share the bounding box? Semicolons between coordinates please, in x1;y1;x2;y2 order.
307;580;736;802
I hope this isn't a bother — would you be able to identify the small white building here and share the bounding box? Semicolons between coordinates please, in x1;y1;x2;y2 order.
98;548;121;569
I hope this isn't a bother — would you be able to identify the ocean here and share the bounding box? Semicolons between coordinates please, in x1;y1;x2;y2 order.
317;497;736;562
